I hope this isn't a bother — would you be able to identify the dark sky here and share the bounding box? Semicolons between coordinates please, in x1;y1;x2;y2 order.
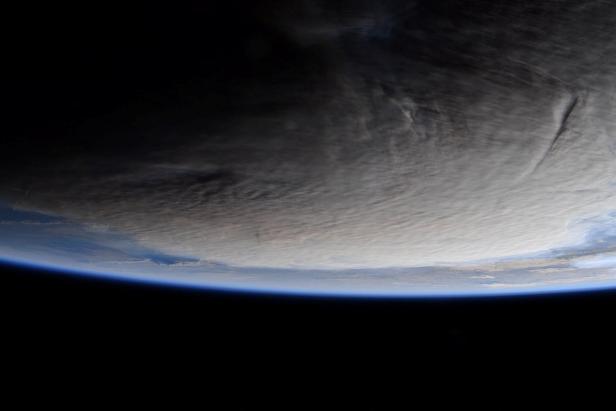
4;259;616;374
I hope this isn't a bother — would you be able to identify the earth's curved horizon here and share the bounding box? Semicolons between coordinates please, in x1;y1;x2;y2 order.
3;1;616;297
1;202;615;297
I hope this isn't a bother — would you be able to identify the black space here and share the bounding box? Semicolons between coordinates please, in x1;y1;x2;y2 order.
4;261;616;367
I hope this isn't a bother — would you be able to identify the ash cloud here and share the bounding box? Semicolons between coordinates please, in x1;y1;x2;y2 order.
1;1;616;271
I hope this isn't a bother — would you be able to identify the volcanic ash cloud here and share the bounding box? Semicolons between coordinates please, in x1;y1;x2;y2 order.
3;0;616;269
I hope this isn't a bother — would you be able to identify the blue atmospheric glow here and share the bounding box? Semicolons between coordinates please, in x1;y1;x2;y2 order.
3;255;616;299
